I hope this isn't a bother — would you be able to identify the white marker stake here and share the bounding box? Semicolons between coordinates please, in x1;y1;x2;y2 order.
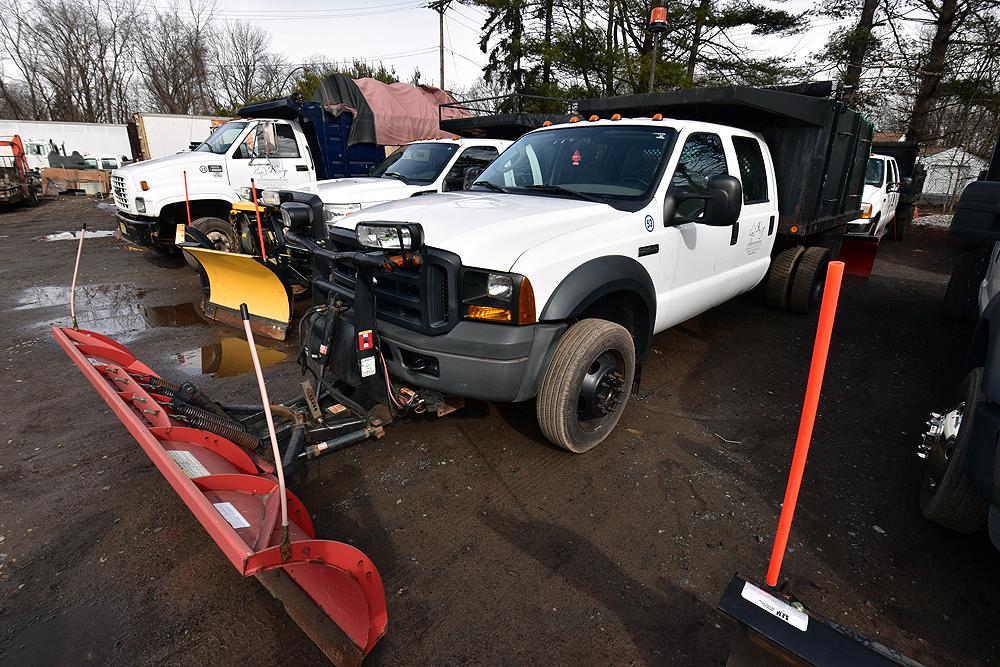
70;223;87;328
240;303;290;555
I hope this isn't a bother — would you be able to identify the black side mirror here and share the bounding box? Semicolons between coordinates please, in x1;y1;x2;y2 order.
950;181;1000;241
887;182;901;193
463;166;484;190
664;174;743;227
898;177;913;195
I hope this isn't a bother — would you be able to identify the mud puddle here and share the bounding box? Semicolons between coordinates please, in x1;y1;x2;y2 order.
173;336;291;377
8;283;207;338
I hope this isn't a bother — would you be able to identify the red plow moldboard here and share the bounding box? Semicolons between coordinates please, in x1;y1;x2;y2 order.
52;326;387;665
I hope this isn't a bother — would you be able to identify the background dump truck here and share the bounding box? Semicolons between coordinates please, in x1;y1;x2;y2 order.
307;83;872;453
0;135;41;207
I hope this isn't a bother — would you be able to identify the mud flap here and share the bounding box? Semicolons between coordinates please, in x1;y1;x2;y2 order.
718;575;923;666
839;238;880;279
52;327;386;665
184;246;292;341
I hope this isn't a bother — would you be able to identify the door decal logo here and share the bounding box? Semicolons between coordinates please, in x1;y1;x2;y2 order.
644;215;654;232
747;219;765;254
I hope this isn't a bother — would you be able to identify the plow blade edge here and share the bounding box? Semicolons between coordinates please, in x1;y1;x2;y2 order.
185;246;292;341
52;327;387;665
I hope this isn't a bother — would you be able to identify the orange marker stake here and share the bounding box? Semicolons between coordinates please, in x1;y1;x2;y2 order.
765;260;845;588
251;178;267;261
182;170;192;227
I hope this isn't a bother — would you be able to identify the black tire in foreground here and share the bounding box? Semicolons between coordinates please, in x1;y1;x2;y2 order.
788;246;830;314
536;318;636;453
920;368;989;534
184;216;238;267
765;246;804;310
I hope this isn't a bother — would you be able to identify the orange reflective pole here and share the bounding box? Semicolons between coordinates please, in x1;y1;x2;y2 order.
766;260;845;587
182;170;192;226
250;178;267;261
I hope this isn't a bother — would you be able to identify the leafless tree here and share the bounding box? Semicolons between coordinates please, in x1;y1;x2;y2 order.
138;0;216;114
211;21;288;112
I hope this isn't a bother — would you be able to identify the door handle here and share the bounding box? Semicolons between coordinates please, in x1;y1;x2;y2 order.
730;221;739;245
295;164;308;172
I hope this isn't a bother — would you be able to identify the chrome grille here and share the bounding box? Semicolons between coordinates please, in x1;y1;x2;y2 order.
111;175;129;210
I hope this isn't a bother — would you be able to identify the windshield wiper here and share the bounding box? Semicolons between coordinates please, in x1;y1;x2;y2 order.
522;184;601;203
383;171;412;184
472;180;508;193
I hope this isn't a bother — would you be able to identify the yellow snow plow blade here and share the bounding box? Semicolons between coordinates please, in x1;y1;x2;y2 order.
184;246;292;341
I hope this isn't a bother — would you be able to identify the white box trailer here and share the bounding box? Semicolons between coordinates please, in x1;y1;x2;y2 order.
129;113;232;161
0;119;132;169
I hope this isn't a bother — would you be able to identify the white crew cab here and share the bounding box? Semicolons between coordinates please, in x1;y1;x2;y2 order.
329;117;793;452
848;153;901;238
289;138;510;224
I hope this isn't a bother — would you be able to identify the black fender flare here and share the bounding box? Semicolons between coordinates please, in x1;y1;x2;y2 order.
539;255;657;358
967;294;1000;501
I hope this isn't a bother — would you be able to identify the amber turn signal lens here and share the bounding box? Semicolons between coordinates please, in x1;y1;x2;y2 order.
140;180;150;191
518;277;536;324
468;305;511;322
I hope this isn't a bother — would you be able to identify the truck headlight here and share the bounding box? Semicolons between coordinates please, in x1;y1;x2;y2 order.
237;187;252;201
134;197;146;213
860;202;872;219
324;203;361;222
487;273;513;301
461;270;535;324
261;190;281;206
355;222;423;250
279;202;312;229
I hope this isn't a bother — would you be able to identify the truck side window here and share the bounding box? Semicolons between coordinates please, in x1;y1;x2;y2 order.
442;146;499;191
732;136;769;204
671;133;728;218
273;124;300;158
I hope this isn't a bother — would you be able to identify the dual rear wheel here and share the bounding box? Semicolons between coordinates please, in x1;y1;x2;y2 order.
766;245;831;314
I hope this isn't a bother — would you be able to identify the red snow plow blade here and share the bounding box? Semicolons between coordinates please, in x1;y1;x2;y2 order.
52;326;387;665
839;237;880;278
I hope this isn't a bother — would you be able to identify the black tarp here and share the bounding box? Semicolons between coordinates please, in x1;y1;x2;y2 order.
311;74;376;147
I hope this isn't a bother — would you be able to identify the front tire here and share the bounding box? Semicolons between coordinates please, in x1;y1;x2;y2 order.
536;319;635;453
184;216;238;267
920;369;989;533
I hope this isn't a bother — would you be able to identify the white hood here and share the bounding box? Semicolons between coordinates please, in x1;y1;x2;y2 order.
336;192;626;271
114;150;222;178
293;177;423;205
861;183;881;205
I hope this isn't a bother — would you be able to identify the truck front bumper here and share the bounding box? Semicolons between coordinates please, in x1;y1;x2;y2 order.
845;219;876;237
377;319;567;403
115;211;161;248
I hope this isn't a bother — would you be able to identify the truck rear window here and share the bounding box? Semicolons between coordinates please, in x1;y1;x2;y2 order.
732;136;769;204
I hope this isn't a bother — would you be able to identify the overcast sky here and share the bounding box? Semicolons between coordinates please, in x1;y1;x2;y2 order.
160;0;846;92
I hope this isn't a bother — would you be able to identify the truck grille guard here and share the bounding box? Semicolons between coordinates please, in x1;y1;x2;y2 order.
52;326;387;665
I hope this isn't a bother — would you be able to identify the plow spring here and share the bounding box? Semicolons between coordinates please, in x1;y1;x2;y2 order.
53;326;387;665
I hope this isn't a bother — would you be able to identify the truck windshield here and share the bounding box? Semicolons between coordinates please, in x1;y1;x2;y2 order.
195;121;249;155
370;143;459;185
864;157;885;186
473;125;678;209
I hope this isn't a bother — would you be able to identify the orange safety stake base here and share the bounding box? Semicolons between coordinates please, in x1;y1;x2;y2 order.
717;262;922;667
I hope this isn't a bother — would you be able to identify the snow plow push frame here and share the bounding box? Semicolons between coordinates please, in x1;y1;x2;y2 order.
54;217;449;664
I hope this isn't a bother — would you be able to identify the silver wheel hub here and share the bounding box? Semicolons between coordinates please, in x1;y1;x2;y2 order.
918;403;963;460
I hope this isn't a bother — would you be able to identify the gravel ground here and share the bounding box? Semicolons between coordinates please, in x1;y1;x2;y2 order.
0;197;998;666
914;213;953;229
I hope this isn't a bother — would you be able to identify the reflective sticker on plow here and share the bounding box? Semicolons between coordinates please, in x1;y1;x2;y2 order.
213;501;251;529
740;581;809;631
167;449;210;478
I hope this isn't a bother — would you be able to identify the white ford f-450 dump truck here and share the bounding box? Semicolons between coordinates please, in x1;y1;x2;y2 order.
281;85;872;452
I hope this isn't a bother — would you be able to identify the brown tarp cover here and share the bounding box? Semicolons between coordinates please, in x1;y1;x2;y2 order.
313;74;472;146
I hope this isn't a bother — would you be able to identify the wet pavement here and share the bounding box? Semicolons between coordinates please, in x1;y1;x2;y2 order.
0;197;998;666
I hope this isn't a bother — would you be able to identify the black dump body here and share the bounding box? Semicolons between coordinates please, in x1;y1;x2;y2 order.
580;84;873;241
440;94;576;141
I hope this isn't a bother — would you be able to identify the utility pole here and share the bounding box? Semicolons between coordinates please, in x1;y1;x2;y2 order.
429;0;451;90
